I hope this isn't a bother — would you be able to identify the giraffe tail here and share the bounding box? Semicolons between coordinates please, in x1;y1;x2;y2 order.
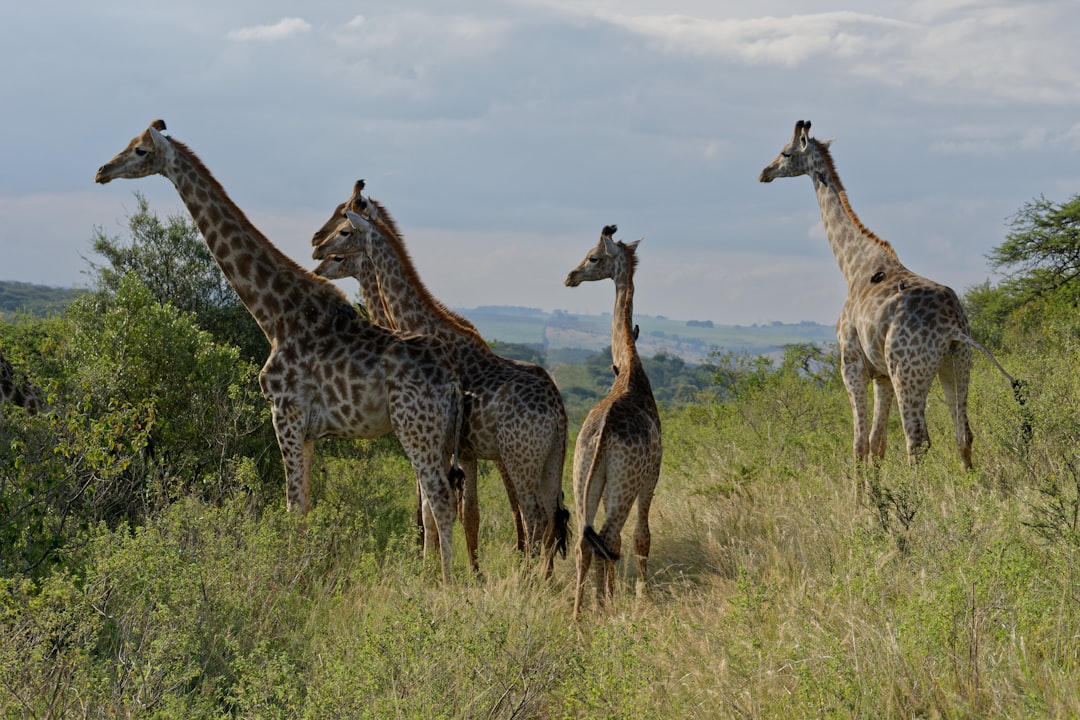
554;503;571;560
579;421;618;561
583;526;620;562
955;331;1017;386
446;387;467;497
956;331;1033;440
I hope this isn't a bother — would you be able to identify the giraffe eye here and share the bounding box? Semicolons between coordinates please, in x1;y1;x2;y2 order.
781;152;792;158
134;148;148;157
588;256;599;264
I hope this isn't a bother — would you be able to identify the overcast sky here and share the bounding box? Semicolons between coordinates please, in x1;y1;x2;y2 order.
2;1;1078;325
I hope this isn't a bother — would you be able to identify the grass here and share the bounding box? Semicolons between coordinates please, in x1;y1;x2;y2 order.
2;354;1079;719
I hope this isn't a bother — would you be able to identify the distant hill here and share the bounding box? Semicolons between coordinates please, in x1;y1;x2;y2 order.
457;305;834;364
0;282;834;364
0;281;85;318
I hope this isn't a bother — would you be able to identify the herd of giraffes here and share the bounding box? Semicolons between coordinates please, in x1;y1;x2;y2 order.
0;118;1017;616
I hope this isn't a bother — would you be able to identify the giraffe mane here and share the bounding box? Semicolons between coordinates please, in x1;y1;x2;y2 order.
813;139;899;261
365;197;487;346
615;240;643;374
617;238;639;280
167;138;353;306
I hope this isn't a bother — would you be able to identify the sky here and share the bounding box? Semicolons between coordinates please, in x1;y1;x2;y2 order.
2;1;1078;326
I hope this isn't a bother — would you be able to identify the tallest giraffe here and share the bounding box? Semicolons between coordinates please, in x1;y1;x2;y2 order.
94;120;465;580
760;120;1015;471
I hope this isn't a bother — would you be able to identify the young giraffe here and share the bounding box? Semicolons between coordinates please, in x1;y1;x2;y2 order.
310;183;569;574
565;225;662;618
0;350;43;414
759;120;1017;470
94;120;465;581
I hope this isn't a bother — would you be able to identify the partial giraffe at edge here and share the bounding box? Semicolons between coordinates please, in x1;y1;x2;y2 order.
0;350;44;415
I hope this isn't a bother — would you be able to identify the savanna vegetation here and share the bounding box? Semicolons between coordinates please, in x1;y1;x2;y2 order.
1;194;1079;718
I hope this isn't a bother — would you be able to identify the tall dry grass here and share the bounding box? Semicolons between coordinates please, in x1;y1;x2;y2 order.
3;348;1078;718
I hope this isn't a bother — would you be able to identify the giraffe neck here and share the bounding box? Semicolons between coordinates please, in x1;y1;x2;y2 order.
809;144;900;287
351;253;394;328
611;264;636;373
364;205;487;348
163;140;350;339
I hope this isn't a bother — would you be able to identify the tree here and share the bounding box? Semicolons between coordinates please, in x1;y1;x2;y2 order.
991;194;1080;301
965;194;1080;347
87;193;267;363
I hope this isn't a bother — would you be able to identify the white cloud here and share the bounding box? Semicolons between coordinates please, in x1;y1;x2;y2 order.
227;17;312;42
584;4;1079;104
590;10;911;65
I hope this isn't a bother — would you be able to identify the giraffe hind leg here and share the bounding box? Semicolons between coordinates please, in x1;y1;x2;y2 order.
574;538;593;619
938;347;974;470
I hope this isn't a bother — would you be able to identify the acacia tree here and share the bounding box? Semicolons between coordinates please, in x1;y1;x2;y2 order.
966;193;1080;346
992;194;1080;303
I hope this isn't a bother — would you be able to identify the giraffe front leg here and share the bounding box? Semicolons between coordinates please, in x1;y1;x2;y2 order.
417;468;457;582
869;377;895;461
841;354;871;464
271;407;312;514
420;493;439;566
458;457;482;575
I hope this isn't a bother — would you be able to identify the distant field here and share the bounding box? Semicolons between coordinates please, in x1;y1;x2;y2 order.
0;281;834;364
459;305;834;363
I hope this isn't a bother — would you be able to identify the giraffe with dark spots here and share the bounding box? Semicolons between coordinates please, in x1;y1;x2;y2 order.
95;120;466;581
0;350;44;415
310;181;569;575
760;120;1018;471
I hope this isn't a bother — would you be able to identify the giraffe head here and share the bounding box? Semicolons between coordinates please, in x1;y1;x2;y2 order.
759;119;831;183
311;179;386;249
565;225;641;287
312;248;366;282
94;119;173;184
311;208;377;261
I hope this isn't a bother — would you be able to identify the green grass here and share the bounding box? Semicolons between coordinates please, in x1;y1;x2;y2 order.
3;349;1079;719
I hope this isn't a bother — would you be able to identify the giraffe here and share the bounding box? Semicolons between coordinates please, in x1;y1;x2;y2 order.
565;225;662;618
310;182;569;574
759;120;1018;471
0;350;43;414
94;120;466;581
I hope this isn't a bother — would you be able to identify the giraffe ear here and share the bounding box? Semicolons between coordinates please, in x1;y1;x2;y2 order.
601;235;619;255
626;237;643;251
148;124;169;148
345;209;373;233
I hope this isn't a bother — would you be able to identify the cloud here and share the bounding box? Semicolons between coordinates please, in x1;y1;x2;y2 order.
588;10;911;65
227;17;312;42
581;4;1079;105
